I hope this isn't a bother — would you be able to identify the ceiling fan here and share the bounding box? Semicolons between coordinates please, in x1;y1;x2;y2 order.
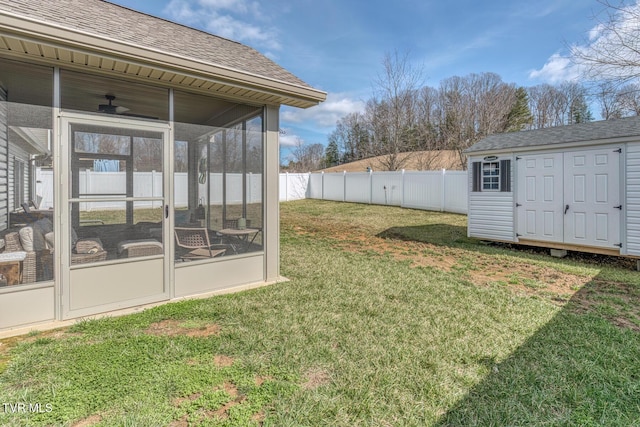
98;95;130;115
97;94;157;119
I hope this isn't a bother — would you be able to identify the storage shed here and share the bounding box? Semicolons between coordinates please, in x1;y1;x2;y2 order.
466;116;640;259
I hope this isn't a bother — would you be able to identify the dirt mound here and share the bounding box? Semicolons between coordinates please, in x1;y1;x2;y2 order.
320;150;464;173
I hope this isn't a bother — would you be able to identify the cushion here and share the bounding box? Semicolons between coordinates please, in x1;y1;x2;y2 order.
18;226;34;252
44;232;54;249
117;239;162;254
4;232;23;252
33;217;53;235
74;238;104;254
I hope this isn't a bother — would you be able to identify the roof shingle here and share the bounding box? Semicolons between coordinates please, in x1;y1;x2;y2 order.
0;0;313;89
466;115;640;153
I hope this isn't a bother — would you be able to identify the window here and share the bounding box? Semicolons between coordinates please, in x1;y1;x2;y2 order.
13;159;25;209
482;162;500;190
472;159;511;192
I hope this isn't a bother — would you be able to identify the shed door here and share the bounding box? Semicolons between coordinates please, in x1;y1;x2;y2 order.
563;148;621;248
516;148;621;250
516;153;564;242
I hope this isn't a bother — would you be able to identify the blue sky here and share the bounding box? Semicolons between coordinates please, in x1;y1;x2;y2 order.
109;0;605;162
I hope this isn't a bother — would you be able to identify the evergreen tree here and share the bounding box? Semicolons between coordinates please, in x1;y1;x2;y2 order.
570;95;594;124
505;87;532;132
324;139;340;167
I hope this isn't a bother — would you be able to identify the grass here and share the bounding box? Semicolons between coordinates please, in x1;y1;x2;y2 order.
1;199;639;426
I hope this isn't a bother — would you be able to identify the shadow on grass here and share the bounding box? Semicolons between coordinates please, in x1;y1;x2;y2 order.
377;224;638;270
434;275;640;426
378;225;640;425
377;224;471;247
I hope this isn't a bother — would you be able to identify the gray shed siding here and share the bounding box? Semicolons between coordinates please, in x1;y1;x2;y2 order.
626;142;640;256
467;155;515;242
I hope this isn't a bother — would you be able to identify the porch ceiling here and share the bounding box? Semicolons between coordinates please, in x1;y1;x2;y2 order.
0;13;326;109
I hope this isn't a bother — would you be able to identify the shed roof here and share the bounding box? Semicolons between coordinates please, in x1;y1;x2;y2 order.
466;115;640;154
0;0;326;108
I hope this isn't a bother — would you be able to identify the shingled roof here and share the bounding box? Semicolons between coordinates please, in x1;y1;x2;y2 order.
466;115;640;153
0;0;326;107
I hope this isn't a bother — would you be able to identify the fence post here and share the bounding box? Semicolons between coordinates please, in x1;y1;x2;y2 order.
401;169;405;208
285;172;289;202
369;169;373;204
321;171;325;200
151;170;156;209
343;170;347;202
441;168;446;212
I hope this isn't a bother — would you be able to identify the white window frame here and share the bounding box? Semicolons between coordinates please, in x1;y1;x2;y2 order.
482;161;500;191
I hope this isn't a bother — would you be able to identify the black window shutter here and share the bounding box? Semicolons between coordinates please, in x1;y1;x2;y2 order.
472;162;482;192
500;159;511;192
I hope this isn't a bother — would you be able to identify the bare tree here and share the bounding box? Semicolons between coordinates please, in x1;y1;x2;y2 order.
437;73;518;168
288;138;325;172
615;83;640;115
328;112;370;163
572;0;640;85
595;81;625;119
367;50;424;171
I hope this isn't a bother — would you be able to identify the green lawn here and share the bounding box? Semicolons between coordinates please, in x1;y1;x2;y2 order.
1;200;639;426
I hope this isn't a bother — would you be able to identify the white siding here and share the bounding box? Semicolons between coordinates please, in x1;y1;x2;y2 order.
467;156;515;242
626;143;640;255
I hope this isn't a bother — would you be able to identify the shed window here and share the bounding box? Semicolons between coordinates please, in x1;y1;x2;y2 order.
472;159;511;192
482;162;500;190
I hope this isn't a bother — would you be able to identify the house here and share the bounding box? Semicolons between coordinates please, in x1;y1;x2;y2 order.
0;0;326;335
466;116;640;261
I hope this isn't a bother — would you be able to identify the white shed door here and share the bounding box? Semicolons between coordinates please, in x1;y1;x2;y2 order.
516;148;621;250
516;153;564;242
563;149;620;248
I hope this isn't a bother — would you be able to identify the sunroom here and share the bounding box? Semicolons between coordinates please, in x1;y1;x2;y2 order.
0;0;326;334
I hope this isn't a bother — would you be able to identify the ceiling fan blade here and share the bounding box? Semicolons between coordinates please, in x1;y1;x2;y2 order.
115;105;130;114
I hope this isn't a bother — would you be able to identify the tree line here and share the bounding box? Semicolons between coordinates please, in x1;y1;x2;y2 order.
284;1;640;172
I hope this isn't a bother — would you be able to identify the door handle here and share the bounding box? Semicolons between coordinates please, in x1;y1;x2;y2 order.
165;204;169;219
564;204;569;215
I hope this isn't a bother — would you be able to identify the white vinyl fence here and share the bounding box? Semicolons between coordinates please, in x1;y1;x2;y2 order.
35;169;468;214
306;170;468;214
279;173;311;201
37;170;264;211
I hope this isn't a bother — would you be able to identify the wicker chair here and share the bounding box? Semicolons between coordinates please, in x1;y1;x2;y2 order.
4;231;38;283
174;227;225;260
71;238;108;265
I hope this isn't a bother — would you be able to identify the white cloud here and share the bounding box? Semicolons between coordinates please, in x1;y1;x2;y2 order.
278;130;301;148
281;93;365;129
533;2;640;84
529;52;581;84
164;0;280;51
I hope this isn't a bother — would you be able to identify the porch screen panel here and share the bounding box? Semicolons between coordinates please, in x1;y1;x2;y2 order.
0;59;54;286
69;125;164;264
173;90;264;264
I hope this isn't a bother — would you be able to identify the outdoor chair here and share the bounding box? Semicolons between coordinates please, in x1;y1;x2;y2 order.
174;227;226;261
